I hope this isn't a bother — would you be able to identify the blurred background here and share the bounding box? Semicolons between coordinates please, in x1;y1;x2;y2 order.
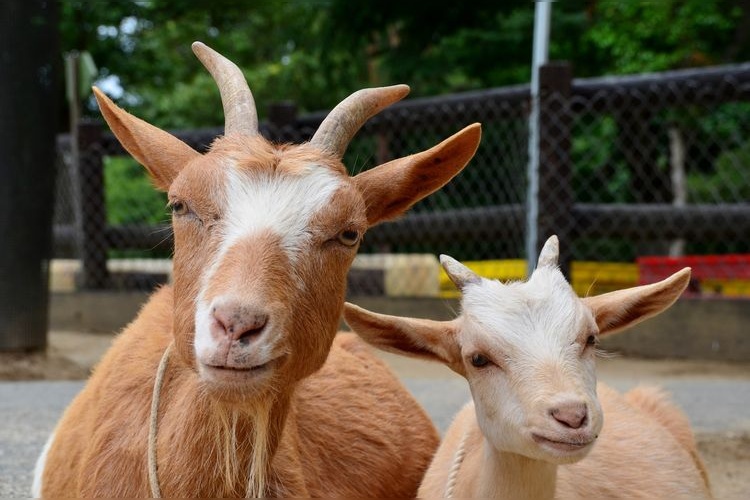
2;0;750;356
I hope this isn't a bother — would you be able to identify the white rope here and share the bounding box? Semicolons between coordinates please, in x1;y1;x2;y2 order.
444;427;470;498
148;342;173;498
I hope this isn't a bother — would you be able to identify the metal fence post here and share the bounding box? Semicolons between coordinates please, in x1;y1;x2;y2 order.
537;62;573;278
78;121;110;289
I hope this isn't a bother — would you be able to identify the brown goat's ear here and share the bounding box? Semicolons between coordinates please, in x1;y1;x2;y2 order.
343;303;464;374
583;267;691;336
93;87;200;191
354;123;481;226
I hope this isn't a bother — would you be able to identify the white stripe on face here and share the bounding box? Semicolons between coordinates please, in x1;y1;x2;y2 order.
221;165;343;262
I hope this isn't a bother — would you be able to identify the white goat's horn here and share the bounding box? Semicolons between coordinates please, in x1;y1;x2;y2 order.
310;85;410;158
440;255;481;291
537;235;560;269
192;41;258;136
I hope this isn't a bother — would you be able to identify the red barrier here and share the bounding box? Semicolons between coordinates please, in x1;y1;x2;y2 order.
637;254;750;297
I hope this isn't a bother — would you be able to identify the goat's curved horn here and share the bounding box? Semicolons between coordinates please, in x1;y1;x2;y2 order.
310;85;410;158
537;235;560;269
440;255;481;291
192;41;258;136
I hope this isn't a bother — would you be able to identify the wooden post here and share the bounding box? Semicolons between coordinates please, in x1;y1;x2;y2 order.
536;62;573;278
78;122;110;289
0;0;59;350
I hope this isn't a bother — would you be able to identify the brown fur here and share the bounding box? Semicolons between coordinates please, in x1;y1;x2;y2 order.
42;288;438;497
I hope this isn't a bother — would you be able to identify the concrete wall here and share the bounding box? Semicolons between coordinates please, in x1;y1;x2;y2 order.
598;298;750;362
50;292;750;362
50;291;149;333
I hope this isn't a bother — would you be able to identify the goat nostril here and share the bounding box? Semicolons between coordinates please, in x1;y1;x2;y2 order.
236;314;269;344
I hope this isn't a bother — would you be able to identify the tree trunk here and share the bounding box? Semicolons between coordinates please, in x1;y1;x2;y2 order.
0;0;60;350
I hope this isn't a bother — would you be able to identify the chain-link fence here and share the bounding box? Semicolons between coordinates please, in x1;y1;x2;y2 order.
52;62;750;299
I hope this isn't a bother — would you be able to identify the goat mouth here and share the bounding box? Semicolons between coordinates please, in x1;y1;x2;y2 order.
200;356;283;385
532;433;595;454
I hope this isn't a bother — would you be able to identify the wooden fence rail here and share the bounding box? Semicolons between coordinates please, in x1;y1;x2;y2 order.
54;61;750;289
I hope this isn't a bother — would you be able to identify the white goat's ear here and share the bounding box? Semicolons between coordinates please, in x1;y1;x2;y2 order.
343;303;464;374
440;254;481;291
93;87;200;191
354;124;481;226
536;235;559;269
583;267;691;336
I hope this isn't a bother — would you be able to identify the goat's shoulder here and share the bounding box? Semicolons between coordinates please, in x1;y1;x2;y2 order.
59;285;176;447
419;402;483;498
91;285;174;380
42;287;177;496
293;333;439;497
623;385;710;490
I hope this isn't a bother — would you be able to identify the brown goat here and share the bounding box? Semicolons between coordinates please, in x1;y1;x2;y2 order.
33;42;481;497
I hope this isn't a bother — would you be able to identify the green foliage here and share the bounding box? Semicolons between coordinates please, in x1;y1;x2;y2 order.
689;143;750;203
103;156;167;225
62;0;367;128
61;0;750;123
572;115;631;203
58;0;750;261
584;0;744;74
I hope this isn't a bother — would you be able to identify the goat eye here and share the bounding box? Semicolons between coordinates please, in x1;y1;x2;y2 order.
471;353;490;368
337;229;360;247
586;334;598;347
169;201;189;216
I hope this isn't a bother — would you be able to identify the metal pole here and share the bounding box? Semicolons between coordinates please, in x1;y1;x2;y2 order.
526;0;552;275
65;53;85;261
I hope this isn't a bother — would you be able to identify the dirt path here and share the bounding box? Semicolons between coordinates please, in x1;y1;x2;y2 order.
698;433;750;499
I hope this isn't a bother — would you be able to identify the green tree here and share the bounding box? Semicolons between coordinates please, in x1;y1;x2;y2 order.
62;0;365;129
584;0;749;74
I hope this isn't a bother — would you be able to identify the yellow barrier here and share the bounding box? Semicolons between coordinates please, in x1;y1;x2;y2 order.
439;260;639;298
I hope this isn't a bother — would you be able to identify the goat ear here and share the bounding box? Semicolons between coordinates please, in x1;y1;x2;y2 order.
343;303;464;373
583;267;691;336
354;123;481;226
93;87;200;191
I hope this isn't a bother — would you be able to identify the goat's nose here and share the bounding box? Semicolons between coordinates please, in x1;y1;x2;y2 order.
211;302;269;343
550;401;588;429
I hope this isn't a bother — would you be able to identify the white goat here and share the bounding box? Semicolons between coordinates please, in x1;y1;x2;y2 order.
33;42;482;497
345;236;712;499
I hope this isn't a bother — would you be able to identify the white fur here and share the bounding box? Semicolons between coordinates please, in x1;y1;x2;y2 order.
222;166;341;262
402;255;709;498
31;431;55;498
457;269;602;462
